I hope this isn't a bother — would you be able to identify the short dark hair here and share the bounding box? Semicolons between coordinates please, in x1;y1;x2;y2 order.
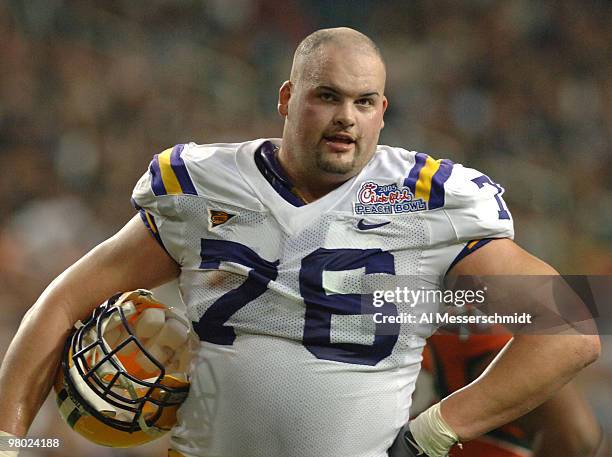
290;27;385;81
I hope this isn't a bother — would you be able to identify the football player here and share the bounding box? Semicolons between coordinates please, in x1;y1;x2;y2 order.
0;27;600;457
409;332;607;456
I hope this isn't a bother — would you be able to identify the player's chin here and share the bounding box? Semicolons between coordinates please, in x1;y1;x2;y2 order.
316;152;357;175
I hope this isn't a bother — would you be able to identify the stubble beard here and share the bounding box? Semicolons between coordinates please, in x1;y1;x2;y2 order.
315;146;361;175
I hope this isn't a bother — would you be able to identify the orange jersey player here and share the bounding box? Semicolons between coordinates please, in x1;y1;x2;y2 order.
414;331;606;457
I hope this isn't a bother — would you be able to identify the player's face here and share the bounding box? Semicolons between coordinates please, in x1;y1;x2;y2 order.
279;45;387;183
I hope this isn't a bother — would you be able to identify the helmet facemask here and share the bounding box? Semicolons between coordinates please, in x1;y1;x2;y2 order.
56;289;193;446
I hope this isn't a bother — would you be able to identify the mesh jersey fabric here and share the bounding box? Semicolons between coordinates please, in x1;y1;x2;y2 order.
132;138;514;457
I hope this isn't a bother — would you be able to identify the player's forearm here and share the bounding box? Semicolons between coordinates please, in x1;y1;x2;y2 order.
0;243;117;435
0;294;73;436
0;218;180;436
439;334;600;441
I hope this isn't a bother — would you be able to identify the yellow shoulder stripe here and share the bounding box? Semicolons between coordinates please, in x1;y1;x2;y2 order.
158;148;182;195
414;156;442;201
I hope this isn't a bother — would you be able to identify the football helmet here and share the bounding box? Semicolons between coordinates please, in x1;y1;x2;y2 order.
54;289;193;447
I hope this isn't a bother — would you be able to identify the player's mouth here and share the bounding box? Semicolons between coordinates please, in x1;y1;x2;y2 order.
323;133;356;152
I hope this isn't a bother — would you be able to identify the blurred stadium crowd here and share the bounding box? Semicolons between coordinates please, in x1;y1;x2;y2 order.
0;1;610;456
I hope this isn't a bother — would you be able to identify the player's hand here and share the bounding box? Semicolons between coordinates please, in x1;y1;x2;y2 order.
387;424;425;457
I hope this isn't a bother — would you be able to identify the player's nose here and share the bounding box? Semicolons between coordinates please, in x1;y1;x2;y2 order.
332;101;356;128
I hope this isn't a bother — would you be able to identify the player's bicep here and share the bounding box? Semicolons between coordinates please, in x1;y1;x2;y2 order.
95;214;180;287
447;239;561;322
448;238;599;344
38;215;179;324
448;238;557;276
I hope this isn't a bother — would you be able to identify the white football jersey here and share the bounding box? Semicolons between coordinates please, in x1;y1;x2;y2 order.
131;138;514;457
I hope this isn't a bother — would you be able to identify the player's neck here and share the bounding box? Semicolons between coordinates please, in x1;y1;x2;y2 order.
276;147;350;204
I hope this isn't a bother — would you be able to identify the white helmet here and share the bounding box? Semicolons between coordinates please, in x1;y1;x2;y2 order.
54;289;193;447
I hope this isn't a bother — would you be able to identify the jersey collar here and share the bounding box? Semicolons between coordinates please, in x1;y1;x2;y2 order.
235;138;366;234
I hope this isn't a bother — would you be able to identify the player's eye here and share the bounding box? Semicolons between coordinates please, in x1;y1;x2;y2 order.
319;92;337;102
356;98;374;106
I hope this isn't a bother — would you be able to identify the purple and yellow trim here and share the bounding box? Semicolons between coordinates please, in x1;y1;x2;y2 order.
446;238;493;275
137;209;168;252
403;152;428;194
131;199;169;253
149;144;197;196
404;153;454;210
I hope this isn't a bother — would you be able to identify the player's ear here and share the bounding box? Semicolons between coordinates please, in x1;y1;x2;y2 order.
278;80;292;117
380;95;388;129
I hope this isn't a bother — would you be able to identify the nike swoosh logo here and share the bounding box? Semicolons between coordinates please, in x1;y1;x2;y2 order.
357;219;391;230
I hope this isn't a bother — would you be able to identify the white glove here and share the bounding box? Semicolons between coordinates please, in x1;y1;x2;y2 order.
408;402;459;457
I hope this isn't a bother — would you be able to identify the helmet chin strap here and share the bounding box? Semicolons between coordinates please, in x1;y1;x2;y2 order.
137;412;164;437
69;364;126;420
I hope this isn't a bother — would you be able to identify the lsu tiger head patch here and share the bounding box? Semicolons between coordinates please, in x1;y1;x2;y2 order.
209;210;235;228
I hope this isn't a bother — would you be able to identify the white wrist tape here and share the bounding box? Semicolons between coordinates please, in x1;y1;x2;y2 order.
0;430;19;457
409;402;459;457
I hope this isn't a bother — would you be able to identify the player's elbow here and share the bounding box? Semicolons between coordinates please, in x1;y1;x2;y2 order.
573;334;600;369
586;334;601;363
